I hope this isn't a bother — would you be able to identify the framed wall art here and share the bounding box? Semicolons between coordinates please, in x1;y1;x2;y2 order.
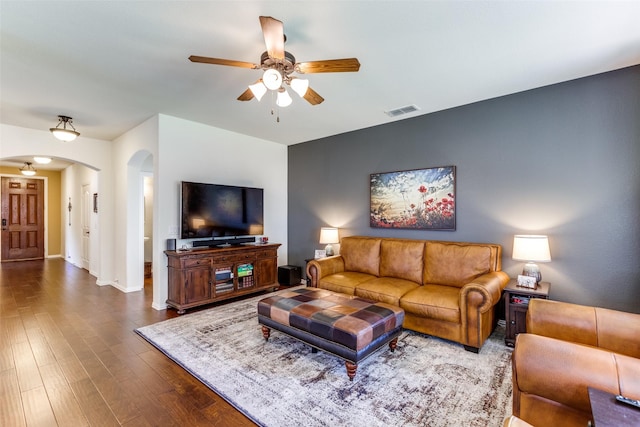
370;166;456;230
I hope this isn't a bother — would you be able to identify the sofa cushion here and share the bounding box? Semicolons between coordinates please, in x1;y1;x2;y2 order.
379;239;424;284
355;277;420;306
399;284;461;323
424;242;491;287
341;237;381;276
318;272;376;295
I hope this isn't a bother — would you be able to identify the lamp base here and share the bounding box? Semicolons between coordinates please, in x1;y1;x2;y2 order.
522;262;542;283
324;244;334;257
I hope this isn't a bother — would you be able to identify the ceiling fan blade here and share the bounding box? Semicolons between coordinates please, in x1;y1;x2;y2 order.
189;55;258;69
303;87;324;105
259;16;285;60
237;87;255;101
296;58;361;74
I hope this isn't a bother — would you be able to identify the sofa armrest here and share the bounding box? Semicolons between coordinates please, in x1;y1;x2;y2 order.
306;256;345;287
459;271;509;350
526;299;640;358
460;271;510;313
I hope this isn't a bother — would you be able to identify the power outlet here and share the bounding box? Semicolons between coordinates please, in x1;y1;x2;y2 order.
168;225;178;236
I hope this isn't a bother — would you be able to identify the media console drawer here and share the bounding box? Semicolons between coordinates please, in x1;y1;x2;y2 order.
256;249;277;259
182;257;211;268
211;253;255;264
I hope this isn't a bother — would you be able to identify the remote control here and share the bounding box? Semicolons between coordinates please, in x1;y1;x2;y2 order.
615;394;640;409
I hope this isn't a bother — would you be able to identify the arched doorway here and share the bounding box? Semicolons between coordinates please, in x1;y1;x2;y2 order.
125;150;154;295
0;157;100;274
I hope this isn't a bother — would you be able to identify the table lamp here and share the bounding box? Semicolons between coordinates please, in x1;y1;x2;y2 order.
319;227;339;256
512;235;551;283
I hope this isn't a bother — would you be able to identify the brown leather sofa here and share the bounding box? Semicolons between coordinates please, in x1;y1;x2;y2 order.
307;236;509;352
512;299;640;427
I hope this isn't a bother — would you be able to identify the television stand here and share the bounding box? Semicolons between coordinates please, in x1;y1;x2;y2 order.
165;243;281;314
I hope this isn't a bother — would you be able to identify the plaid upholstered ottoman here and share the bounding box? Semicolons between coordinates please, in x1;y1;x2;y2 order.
257;287;405;380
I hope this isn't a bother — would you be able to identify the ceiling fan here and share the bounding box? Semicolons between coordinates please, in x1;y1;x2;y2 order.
189;16;360;107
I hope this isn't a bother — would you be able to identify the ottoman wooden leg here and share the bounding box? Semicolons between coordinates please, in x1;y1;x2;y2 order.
389;337;398;352
261;325;271;341
345;361;357;381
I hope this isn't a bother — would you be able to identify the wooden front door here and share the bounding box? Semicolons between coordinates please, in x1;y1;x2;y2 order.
1;177;45;261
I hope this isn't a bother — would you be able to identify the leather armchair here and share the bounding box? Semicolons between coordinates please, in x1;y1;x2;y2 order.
512;299;640;427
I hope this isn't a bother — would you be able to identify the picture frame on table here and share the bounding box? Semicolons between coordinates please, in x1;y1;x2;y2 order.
314;250;326;259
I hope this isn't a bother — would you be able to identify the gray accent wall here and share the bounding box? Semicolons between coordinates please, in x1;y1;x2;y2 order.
288;65;640;314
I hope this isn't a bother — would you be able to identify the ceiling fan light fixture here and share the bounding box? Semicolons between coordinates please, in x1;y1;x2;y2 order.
276;87;292;107
50;115;80;142
249;81;267;101
20;162;37;176
33;156;52;164
262;68;282;91
290;78;309;98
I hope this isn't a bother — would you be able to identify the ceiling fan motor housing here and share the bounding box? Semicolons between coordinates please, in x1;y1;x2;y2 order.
260;51;296;77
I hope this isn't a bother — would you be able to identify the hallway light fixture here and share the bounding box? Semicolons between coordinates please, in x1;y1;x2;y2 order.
50;115;80;141
33;156;52;164
20;162;37;176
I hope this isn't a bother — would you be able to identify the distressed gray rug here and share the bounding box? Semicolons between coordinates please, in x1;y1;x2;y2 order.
136;289;512;427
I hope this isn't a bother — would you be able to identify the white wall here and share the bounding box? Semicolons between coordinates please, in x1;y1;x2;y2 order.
111;116;159;293
61;164;98;270
154;114;288;310
0;123;115;285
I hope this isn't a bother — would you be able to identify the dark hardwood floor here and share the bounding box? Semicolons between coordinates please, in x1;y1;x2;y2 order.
0;259;255;426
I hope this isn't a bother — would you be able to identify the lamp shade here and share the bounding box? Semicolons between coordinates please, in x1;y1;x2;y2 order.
276;88;292;107
248;81;267;101
262;68;282;90
290;77;309;97
512;235;551;262
319;227;339;244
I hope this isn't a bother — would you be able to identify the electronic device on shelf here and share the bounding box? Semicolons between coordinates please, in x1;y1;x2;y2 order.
180;181;264;243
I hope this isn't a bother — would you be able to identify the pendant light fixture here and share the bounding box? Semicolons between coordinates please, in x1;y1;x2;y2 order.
50;115;80;141
20;162;37;176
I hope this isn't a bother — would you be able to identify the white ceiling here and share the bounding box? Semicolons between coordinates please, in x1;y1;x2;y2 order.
1;1;639;147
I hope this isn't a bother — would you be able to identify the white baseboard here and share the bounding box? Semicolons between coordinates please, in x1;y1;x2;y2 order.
152;301;168;311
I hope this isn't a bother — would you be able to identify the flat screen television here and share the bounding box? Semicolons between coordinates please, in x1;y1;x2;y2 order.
180;181;264;240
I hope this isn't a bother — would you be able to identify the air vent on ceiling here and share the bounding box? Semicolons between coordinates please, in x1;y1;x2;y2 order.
384;104;420;118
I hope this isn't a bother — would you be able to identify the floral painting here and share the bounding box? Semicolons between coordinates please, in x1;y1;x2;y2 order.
370;166;456;230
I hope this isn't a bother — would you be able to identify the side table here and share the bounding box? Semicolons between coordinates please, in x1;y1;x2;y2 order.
504;279;550;347
588;387;640;427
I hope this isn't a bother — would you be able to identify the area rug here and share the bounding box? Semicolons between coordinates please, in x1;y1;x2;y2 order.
136;289;513;427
